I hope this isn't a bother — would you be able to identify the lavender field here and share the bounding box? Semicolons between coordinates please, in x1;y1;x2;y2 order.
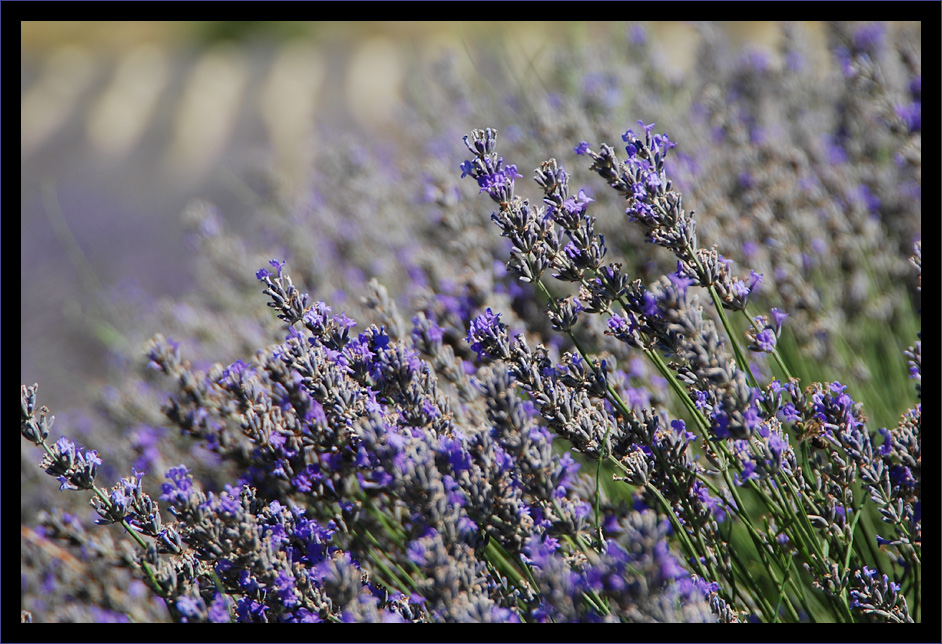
21;21;920;623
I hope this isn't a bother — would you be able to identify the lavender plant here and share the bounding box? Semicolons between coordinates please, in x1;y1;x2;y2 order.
21;257;721;622
457;123;919;622
22;22;920;624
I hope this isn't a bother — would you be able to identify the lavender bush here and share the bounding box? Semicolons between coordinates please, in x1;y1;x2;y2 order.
22;22;920;623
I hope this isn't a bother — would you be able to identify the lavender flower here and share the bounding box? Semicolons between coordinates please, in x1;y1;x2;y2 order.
22;22;919;624
459;114;919;623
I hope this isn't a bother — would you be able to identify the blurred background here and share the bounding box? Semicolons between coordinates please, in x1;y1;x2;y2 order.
22;21;822;409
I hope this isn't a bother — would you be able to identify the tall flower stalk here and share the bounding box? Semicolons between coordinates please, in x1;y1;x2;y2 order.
460;124;919;622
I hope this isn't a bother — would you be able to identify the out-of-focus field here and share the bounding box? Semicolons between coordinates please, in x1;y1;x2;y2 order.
22;21;826;410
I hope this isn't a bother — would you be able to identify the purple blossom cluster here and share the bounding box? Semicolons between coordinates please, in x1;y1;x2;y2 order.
456;118;919;622
22;22;919;624
22;255;718;622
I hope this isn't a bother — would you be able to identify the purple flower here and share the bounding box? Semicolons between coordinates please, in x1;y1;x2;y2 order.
466;308;508;361
160;465;197;510
274;567;300;608
755;327;776;352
